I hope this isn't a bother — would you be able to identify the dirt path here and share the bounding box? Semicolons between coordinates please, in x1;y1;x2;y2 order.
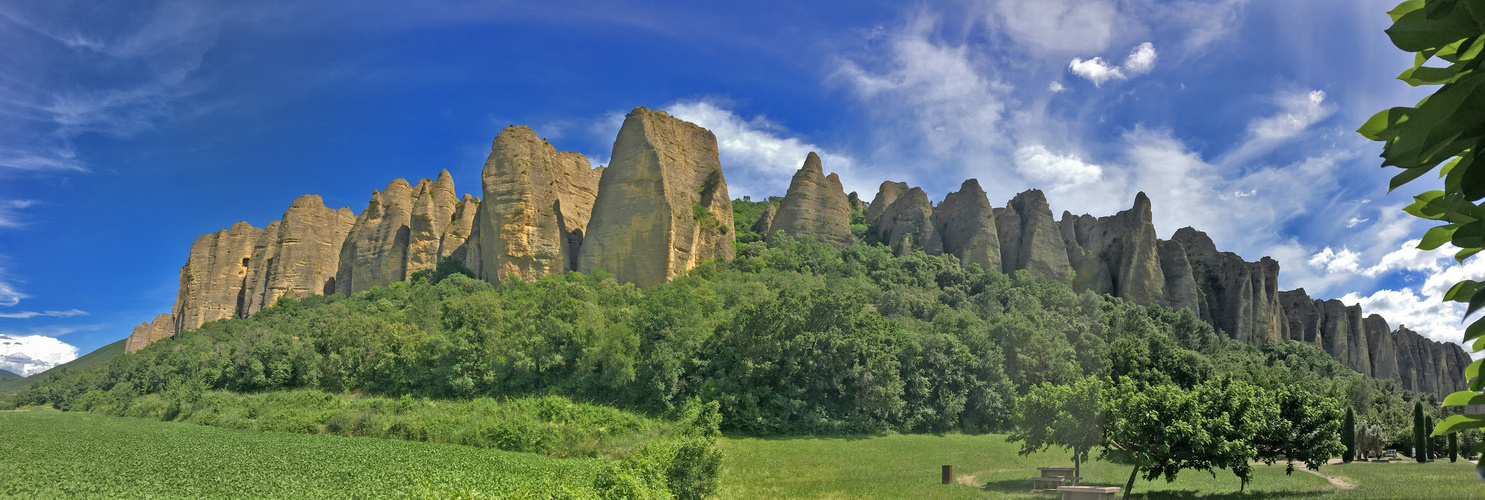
1300;467;1354;489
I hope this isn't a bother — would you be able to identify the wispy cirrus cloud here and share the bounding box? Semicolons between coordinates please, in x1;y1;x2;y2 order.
0;309;88;319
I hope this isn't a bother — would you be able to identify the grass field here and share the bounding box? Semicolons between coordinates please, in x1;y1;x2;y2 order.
717;433;1485;499
0;408;603;498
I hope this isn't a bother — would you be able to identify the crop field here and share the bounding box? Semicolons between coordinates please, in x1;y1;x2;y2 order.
717;433;1485;499
0;408;603;498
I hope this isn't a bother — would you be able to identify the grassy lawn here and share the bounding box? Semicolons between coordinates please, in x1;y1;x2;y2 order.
0;408;603;498
717;433;1484;499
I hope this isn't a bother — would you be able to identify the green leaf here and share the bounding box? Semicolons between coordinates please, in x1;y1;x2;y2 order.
1399;64;1467;86
1453;220;1485;247
1469;284;1485;321
1464;318;1485;343
1442;390;1485;407
1389;0;1425;23
1457;246;1482;262
1468;359;1485;383
1388;3;1483;52
1392;166;1435;192
1358;107;1410;141
1419;224;1461;250
1446;280;1480;302
1433;414;1485;435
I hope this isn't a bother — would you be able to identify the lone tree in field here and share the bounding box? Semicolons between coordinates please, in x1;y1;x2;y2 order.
1342;407;1356;463
1415;401;1427;462
1008;376;1103;479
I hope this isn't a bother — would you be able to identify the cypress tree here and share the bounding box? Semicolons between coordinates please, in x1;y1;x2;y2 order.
1414;401;1426;463
1427;416;1436;460
1342;407;1356;463
1450;432;1459;463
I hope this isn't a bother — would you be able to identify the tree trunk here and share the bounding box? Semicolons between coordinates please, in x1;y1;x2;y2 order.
1123;455;1141;500
1074;453;1081;481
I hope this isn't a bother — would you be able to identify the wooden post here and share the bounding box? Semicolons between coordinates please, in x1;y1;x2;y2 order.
942;465;952;484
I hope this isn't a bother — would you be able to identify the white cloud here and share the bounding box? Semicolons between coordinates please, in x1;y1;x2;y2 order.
0;268;24;307
1341;248;1485;346
1251;90;1331;140
666;99;866;199
0;334;78;376
0;309;88;319
1069;57;1125;86
1069;42;1157;86
1308;246;1363;274
1123;42;1157;74
1014;144;1104;192
1345;216;1368;228
991;0;1117;54
1049;81;1066;93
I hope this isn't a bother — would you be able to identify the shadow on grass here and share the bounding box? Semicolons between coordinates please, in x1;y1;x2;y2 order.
972;478;1333;499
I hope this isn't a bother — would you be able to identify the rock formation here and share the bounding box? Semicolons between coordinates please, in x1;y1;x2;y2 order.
407;170;459;276
1364;314;1400;383
1157;240;1202;313
864;181;908;231
337;180;418;295
125;313;175;353
768;152;853;248
1171;227;1285;347
752;203;776;236
1279;289;1323;346
249;195;355;313
932;179;1001;271
1393;325;1472;398
997;189;1072;282
478;125;603;283
867;185;942;256
439;193;480;264
578;107;735;287
1058;193;1166;307
171;222;260;335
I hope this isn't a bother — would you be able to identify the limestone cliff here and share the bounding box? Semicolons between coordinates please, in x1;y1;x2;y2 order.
407;170;459;276
478;125;603;283
1058;193;1166;307
125;313;176;354
250;195;355;313
932;179;1001;271
864;181;909;231
1171;227;1285;346
769;152;853;248
337;180;418;295
997;189;1072;282
1364;314;1400;383
578;107;735;287
171;222;259;335
867;184;942;256
1157;240;1202;313
439;193;480;264
752;203;776;236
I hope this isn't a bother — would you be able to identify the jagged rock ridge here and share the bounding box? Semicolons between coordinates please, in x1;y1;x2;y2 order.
122;106;1472;400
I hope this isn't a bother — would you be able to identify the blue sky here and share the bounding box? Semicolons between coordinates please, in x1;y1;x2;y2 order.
0;0;1475;374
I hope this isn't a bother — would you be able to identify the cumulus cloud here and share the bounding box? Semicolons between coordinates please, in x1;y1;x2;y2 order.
1014;144;1104;192
1308;246;1363;274
0;334;78;376
1069;42;1158;86
1049;81;1066;93
0;309;88;319
1340;247;1485;346
666;99;866;199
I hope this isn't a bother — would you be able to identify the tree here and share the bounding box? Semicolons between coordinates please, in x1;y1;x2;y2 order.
1451;431;1460;462
1362;0;1485;456
1100;378;1264;499
1008;377;1104;479
1253;384;1344;474
1415;401;1428;463
1342;406;1356;463
1356;419;1390;460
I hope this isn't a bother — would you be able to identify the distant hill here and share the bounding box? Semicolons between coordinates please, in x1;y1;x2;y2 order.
0;338;126;396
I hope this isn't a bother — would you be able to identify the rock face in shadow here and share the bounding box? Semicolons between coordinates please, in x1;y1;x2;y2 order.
1057;193;1166;307
867;185;942;256
932;179;1001;271
125;313;176;353
1364;314;1400;383
996;189;1072;282
864;181;909;232
1157;240;1202;313
171;222;260;335
245;195;355;315
1393;326;1471;398
478;125;603;283
578;107;735;287
752;203;776;237
1279;289;1323;346
241;221;283;317
769;152;853;248
1170;227;1285;346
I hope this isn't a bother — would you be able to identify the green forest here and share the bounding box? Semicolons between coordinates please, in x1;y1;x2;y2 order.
7;200;1475;498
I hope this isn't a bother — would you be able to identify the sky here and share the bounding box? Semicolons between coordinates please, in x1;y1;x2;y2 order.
0;0;1474;375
